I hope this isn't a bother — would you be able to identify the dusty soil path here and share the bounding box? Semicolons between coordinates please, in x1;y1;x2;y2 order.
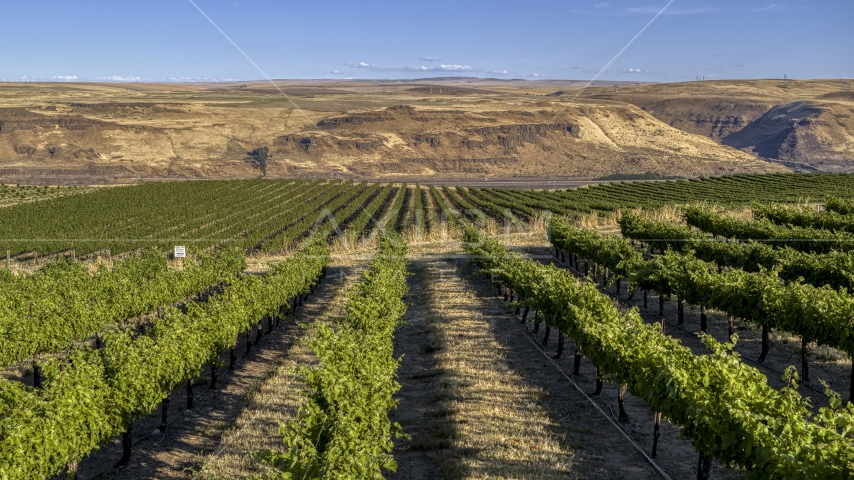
384;258;444;480
389;245;684;479
195;254;372;478
389;253;574;479
471;247;744;479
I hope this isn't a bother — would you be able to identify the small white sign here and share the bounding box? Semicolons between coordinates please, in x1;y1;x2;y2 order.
174;246;186;258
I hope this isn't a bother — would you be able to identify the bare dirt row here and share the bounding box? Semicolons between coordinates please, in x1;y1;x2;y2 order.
388;241;728;479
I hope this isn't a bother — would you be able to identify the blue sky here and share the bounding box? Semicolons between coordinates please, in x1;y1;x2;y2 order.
1;1;851;83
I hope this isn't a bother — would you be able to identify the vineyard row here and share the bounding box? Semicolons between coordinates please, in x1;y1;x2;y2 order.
465;226;854;479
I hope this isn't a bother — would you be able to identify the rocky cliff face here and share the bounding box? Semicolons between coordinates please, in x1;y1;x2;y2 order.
680;114;753;139
621;98;775;140
0;107;158;163
270;103;782;178
587;81;854;171
722;101;854;168
0;108;104;133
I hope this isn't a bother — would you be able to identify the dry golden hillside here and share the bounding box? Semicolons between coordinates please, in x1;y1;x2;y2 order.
0;79;822;183
585;79;854;171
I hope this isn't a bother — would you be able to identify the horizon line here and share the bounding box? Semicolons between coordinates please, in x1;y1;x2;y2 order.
0;77;849;86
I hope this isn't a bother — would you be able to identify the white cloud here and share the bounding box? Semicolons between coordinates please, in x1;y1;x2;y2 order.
490;69;509;75
594;2;609;8
329;70;342;74
711;53;724;57
419;56;441;61
52;75;77;81
437;64;474;71
347;62;474;72
167;77;241;82
622;68;649;73
564;65;581;69
98;75;141;82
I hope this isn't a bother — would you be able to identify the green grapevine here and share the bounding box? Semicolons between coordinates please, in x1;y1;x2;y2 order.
465;226;854;479
265;232;408;479
0;240;329;479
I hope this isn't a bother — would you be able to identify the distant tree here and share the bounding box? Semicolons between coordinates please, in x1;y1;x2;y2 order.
247;146;270;176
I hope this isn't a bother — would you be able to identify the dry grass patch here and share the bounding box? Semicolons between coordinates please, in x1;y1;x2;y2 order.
196;254;370;479
420;258;573;479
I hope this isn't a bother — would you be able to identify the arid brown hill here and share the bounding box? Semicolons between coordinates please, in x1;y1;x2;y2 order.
587;79;854;171
0;80;811;182
275;103;779;178
721;101;854;171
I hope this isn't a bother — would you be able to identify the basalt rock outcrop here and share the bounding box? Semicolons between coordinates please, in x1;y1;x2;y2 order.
723;101;854;167
0;109;104;133
317;112;393;127
586;80;854;171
